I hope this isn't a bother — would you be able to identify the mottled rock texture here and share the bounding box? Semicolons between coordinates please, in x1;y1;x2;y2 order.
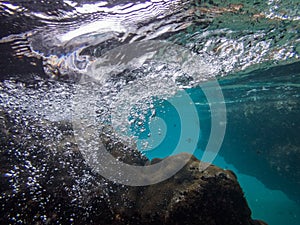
113;154;258;225
0;107;266;225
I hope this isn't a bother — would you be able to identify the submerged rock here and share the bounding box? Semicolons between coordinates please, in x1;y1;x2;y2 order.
112;154;262;225
0;107;266;225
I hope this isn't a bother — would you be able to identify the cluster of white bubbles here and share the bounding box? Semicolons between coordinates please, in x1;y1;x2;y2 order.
72;40;227;186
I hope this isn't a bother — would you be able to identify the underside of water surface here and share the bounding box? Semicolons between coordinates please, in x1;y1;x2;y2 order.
0;0;300;225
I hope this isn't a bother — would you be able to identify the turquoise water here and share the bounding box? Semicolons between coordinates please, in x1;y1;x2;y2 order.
132;61;300;225
1;0;300;224
213;156;300;225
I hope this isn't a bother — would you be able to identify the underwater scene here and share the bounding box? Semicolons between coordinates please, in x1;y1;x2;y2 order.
0;0;299;224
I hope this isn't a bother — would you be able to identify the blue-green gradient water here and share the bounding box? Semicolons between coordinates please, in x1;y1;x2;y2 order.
132;61;300;225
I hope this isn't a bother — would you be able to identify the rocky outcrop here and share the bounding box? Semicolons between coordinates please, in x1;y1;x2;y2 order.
111;154;261;225
0;107;266;225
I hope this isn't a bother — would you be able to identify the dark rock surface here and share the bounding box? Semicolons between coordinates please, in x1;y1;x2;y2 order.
114;155;255;225
0;107;266;225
